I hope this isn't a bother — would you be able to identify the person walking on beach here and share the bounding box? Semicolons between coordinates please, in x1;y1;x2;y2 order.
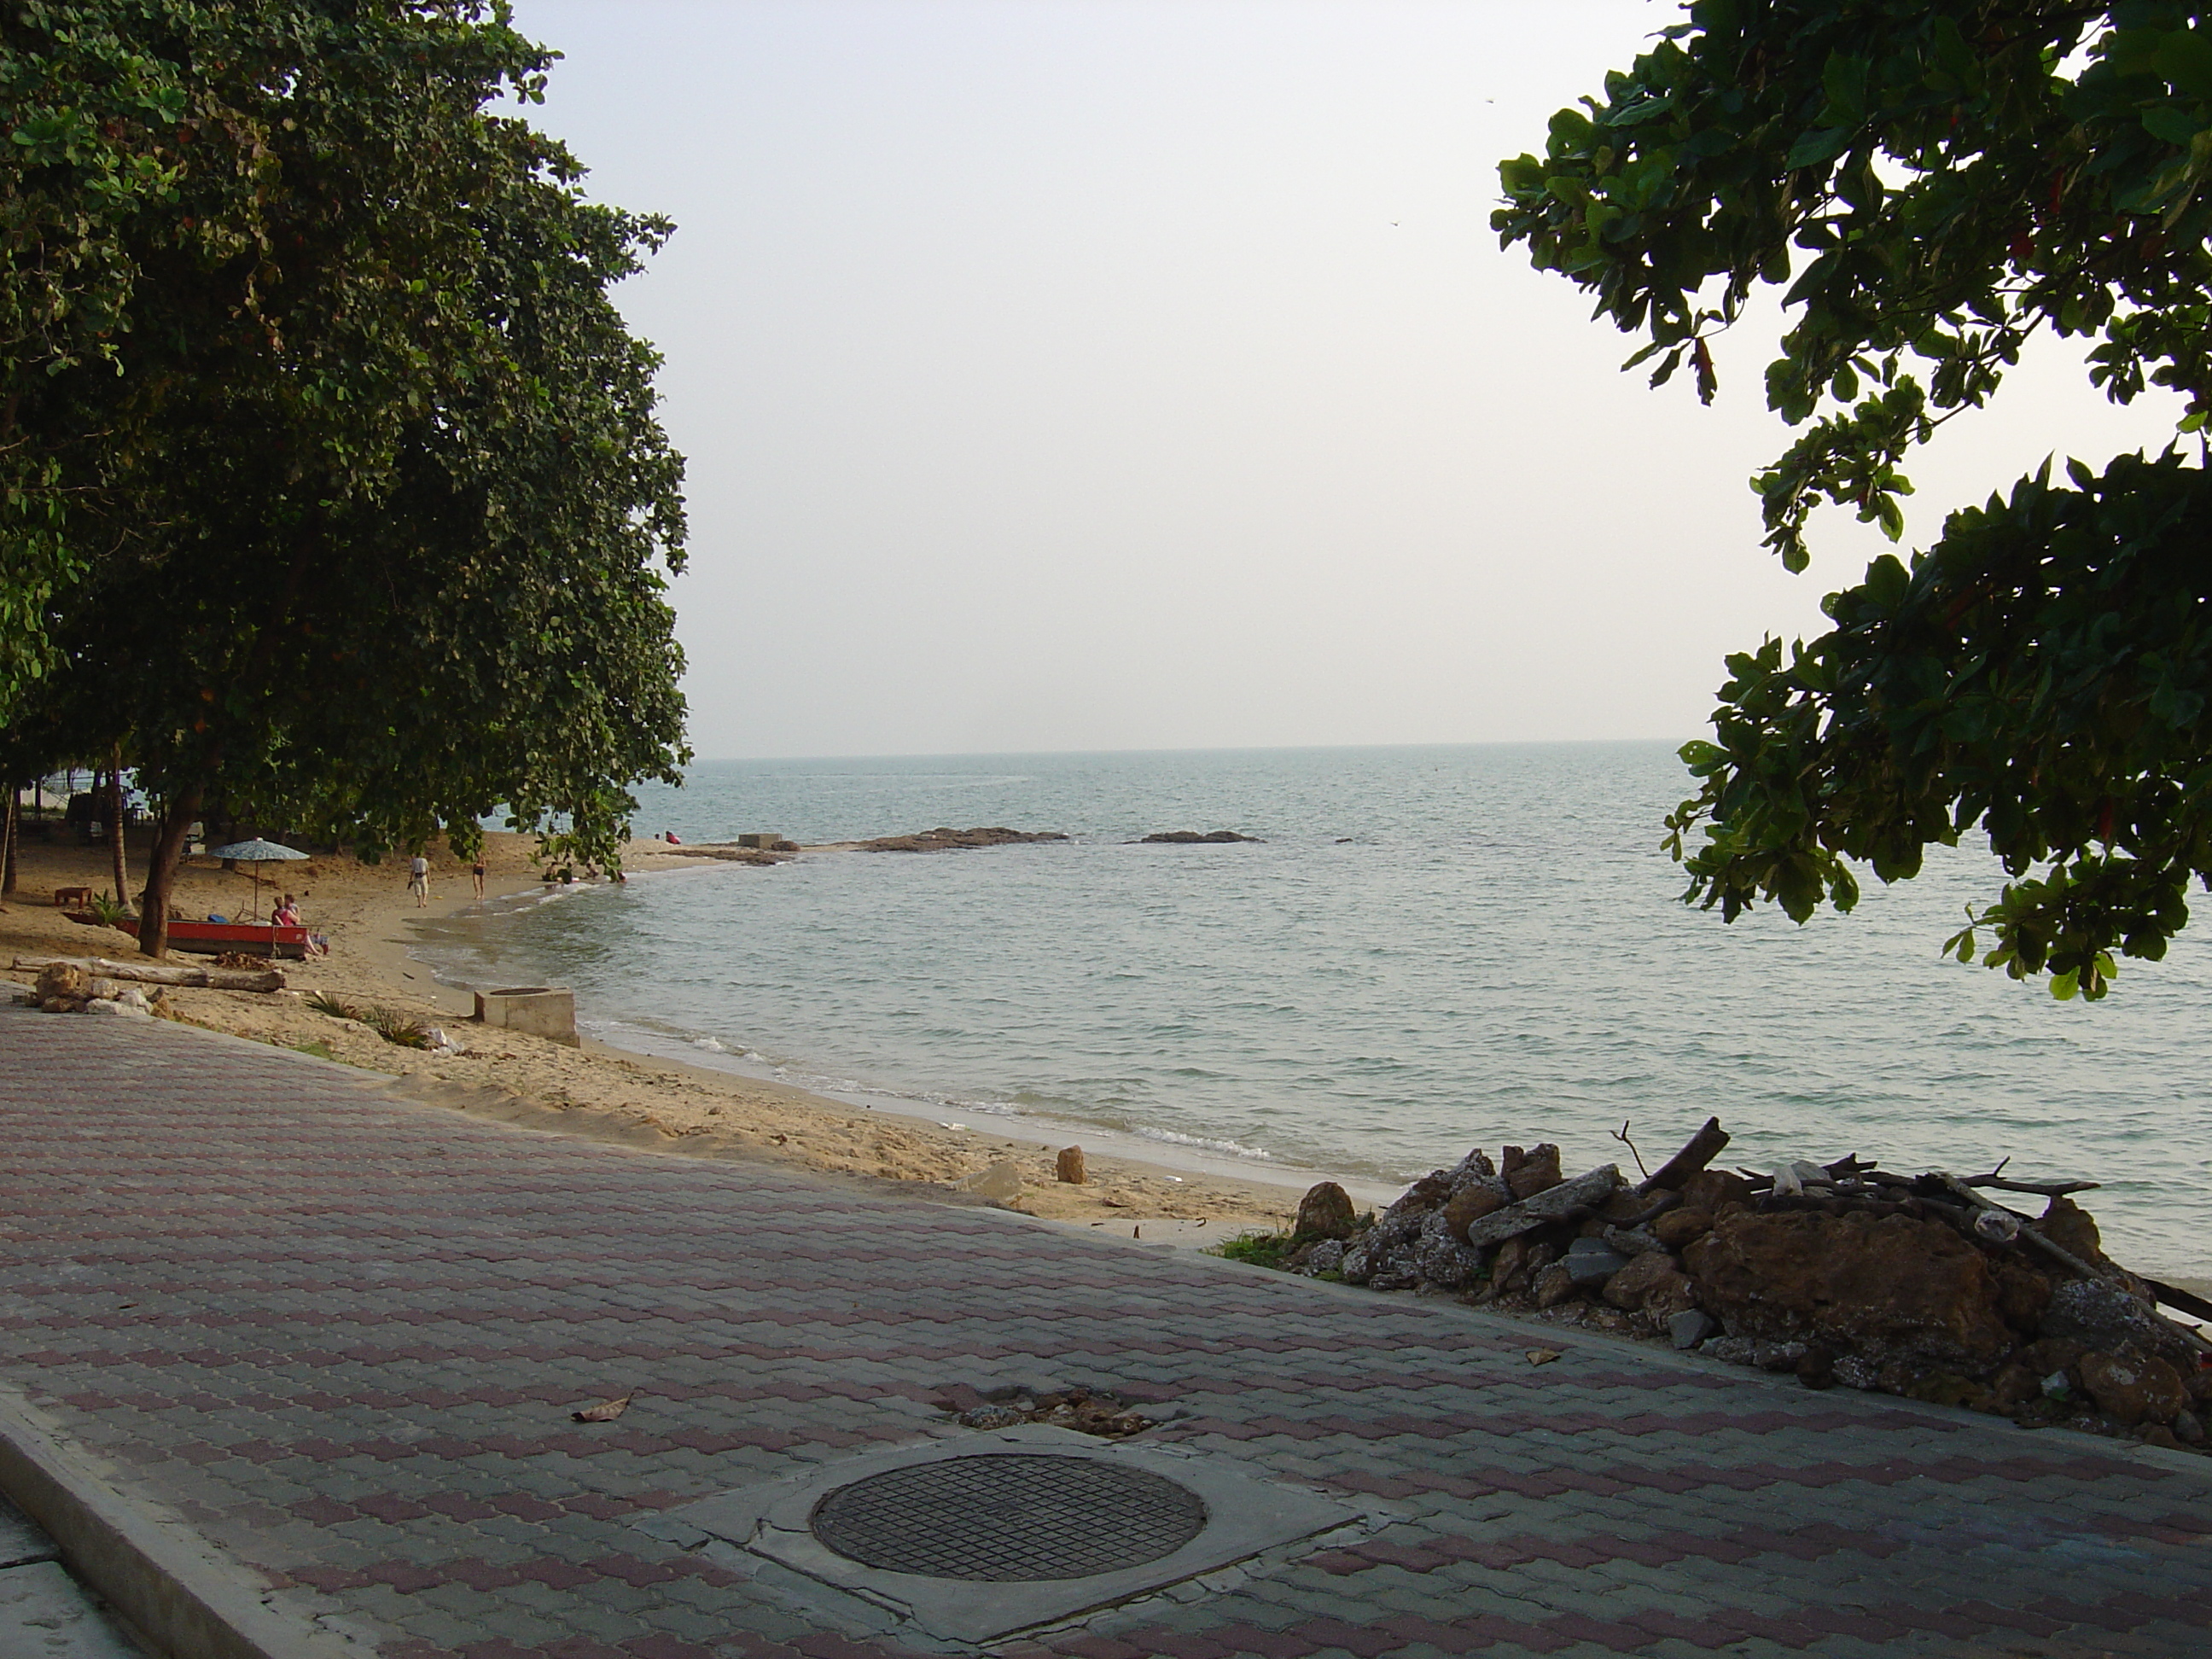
471;855;486;900
408;853;429;907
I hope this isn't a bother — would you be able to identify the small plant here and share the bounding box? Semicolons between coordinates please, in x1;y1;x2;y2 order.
88;890;131;926
1212;1230;1301;1270
303;992;427;1047
290;1039;340;1062
361;1005;432;1048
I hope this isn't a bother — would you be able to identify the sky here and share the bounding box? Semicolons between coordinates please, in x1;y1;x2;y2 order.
509;0;2185;762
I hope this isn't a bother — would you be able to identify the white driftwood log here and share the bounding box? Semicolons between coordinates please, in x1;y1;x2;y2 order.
12;955;285;992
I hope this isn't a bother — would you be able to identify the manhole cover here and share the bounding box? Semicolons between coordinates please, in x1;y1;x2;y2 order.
808;1452;1208;1581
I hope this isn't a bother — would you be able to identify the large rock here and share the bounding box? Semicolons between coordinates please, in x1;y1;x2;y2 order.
1464;1165;1623;1248
1682;1209;2015;1372
34;961;91;1012
1653;1207;1714;1249
1487;1234;1556;1297
2038;1278;2181;1361
1440;1183;1509;1234
2037;1195;2104;1265
1679;1168;1756;1215
1992;1258;2054;1332
1532;1263;1580;1308
1411;1227;1486;1289
2078;1351;2188;1425
1294;1182;1357;1240
1564;1241;1628;1286
1504;1143;1563;1200
1602;1250;1694;1315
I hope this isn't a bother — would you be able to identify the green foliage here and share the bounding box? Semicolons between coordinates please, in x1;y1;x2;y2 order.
305;989;429;1047
1502;2;2212;995
1210;1217;1372;1270
362;1006;433;1049
87;890;130;926
0;3;191;716
1211;1230;1301;1269
3;2;689;942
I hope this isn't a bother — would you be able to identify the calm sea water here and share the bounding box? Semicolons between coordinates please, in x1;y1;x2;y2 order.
416;742;2211;1278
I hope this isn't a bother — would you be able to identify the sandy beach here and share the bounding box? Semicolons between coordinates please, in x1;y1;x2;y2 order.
0;826;1350;1239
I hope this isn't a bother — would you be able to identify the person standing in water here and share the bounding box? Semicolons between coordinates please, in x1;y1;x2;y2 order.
409;853;429;906
471;854;486;900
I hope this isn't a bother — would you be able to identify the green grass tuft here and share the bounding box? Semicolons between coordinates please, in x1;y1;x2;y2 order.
1211;1230;1301;1270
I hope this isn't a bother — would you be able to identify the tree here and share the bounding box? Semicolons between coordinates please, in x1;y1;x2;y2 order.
1496;0;2212;998
1;3;189;719
6;3;689;955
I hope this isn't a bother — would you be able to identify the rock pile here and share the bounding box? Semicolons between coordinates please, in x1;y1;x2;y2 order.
1274;1121;2212;1453
26;961;160;1017
1136;830;1263;844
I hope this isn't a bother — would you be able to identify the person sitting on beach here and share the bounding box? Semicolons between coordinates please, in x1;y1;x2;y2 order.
665;829;682;845
275;893;329;955
408;853;429;906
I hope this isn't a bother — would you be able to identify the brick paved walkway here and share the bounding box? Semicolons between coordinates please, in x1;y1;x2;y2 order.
2;1001;2208;1659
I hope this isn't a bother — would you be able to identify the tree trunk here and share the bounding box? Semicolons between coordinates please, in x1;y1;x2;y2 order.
108;742;129;911
1;785;15;896
139;784;202;961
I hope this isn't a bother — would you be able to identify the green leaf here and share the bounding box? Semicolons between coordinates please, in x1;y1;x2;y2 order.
1784;127;1852;170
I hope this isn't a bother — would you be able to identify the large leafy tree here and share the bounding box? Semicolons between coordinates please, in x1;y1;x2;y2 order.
1;3;189;717
1498;0;2212;998
4;2;688;955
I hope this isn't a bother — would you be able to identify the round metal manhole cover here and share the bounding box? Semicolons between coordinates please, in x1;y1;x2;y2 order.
808;1453;1208;1581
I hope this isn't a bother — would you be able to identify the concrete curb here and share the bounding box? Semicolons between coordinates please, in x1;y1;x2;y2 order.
0;1386;358;1659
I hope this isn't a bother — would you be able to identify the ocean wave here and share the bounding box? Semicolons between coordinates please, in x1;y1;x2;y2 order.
1133;1126;1274;1160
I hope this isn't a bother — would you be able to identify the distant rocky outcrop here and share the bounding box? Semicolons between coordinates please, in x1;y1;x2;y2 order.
1136;830;1262;844
859;827;1070;853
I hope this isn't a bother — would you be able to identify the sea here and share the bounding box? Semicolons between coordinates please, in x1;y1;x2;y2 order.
412;742;2212;1280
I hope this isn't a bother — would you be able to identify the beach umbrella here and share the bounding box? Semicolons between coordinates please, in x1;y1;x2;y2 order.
206;838;309;921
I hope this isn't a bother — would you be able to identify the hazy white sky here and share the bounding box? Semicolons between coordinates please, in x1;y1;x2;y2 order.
510;0;2183;761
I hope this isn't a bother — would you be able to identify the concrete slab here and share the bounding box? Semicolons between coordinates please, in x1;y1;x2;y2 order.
0;1499;55;1572
0;1562;141;1659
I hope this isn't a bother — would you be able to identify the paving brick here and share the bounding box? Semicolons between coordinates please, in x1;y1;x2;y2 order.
3;1003;2209;1659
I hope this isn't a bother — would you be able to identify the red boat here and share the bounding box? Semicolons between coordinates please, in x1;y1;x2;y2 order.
108;918;317;960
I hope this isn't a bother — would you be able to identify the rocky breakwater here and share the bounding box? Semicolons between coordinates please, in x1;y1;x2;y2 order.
1268;1119;2212;1455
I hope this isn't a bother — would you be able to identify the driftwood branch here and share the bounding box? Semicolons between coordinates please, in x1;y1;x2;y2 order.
2145;1277;2212;1323
1936;1173;2212;1359
1961;1173;2102;1196
1639;1117;1730;1194
13;954;285;992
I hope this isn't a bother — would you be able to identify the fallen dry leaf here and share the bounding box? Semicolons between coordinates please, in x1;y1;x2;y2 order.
572;1392;636;1423
1525;1349;1562;1368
